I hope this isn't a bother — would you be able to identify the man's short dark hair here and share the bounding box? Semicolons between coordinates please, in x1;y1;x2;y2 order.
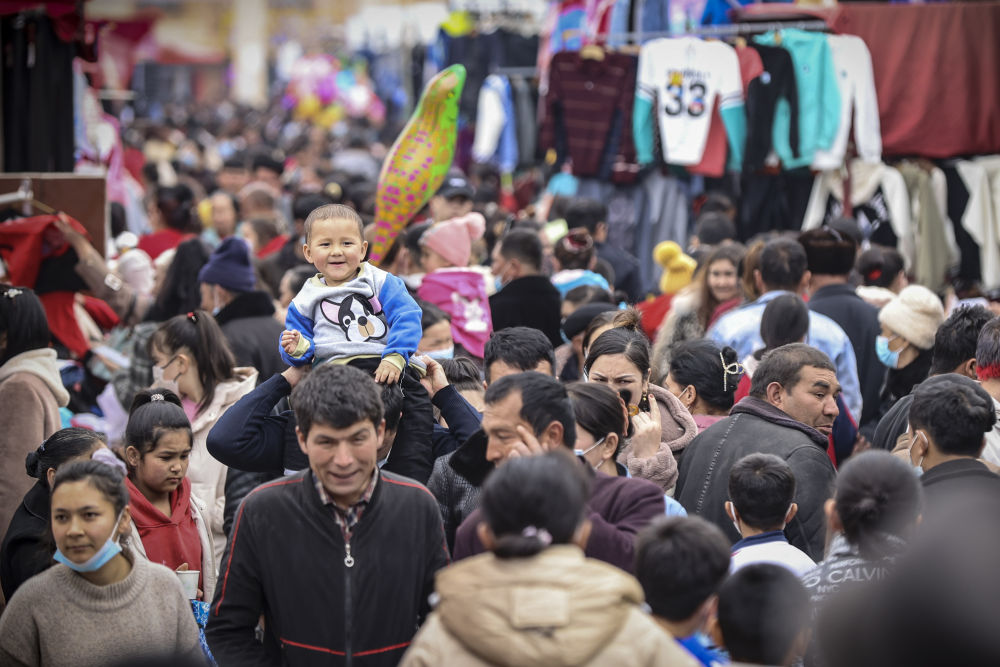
484;327;555;383
293;192;335;223
931;306;994;374
975;317;1000;372
700;192;736;218
634;516;731;622
291;365;383;436
758;238;808;292
749;343;836;400
695;212;737;246
799;227;857;276
728;454;796;532
564;198;607;235
499;230;543;271
909;374;996;457
483;371;576;448
381;383;404;433
717;564;811;665
440;357;483;393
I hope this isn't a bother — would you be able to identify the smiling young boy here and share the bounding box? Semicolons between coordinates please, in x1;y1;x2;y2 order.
281;204;422;383
280;204;434;483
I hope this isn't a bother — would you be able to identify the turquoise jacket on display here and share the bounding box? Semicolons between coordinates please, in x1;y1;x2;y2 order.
755;29;841;169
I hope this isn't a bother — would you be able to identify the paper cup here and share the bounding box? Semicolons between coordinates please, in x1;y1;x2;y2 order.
176;570;200;599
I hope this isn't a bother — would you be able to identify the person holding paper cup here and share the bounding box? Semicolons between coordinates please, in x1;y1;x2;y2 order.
123;388;216;602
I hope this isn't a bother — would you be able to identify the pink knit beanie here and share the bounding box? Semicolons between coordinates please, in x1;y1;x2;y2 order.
420;213;486;268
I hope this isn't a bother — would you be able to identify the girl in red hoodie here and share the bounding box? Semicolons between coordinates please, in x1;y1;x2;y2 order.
123;388;216;600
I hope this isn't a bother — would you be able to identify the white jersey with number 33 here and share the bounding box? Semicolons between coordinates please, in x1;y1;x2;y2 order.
636;37;743;166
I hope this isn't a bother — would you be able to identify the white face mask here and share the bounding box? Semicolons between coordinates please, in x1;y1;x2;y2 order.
152;357;181;396
574;435;607;467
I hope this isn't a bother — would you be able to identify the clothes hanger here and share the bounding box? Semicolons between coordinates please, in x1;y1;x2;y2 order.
0;180;57;215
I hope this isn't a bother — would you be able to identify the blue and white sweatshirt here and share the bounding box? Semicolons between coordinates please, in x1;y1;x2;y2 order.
282;262;422;371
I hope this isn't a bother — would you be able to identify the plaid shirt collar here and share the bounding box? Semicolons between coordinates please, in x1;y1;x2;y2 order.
313;468;379;537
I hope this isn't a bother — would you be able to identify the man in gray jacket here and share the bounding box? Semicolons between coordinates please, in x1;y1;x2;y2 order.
675;344;838;560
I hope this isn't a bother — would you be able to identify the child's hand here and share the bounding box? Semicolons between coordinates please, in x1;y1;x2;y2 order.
281;330;301;356
374;359;402;384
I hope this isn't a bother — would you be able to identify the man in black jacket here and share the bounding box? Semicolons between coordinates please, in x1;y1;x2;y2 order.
566;197;644;301
206;365;448;666
908;374;1000;517
800;226;883;434
489;230;563;349
675;344;839;561
198;237;285;383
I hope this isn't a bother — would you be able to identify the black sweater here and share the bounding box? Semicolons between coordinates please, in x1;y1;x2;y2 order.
488;275;564;349
0;482;51;601
206;469;448;666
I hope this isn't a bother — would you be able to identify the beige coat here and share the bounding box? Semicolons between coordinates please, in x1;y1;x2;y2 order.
186;368;258;562
0;349;70;536
127;491;217;602
401;545;698;667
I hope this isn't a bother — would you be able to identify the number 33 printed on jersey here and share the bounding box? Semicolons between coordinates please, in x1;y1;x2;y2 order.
664;70;708;117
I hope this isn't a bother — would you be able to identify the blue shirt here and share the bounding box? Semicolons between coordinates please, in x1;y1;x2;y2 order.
678;634;728;667
708;291;862;420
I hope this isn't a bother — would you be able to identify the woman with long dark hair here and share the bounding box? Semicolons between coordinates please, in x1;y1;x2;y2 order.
149;310;257;560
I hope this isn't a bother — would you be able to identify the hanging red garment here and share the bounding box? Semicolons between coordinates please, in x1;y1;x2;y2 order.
687;100;728;178
0;214;85;286
38;292;89;358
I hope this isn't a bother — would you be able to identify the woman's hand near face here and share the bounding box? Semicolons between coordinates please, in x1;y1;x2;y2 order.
629;393;662;458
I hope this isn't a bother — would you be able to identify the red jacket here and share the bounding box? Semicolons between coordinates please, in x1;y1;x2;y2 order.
127;476;203;588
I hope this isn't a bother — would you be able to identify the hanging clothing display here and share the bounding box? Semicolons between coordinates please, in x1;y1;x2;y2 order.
634;37;746;169
739;168;814;241
802;160;915;272
509;76;539;167
539;50;640;183
895;161;957;293
811;34;881;170
1;13;75;172
953;159;1000;290
472;75;519;173
940;163;983;286
753;29;840;170
743;44;799;172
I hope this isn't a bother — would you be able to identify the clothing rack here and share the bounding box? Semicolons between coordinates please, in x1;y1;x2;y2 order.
490;19;830;77
603;18;830;42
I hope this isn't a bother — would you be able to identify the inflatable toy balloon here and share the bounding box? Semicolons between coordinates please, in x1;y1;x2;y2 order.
369;64;466;265
317;75;336;106
296;93;321;120
317;105;342;129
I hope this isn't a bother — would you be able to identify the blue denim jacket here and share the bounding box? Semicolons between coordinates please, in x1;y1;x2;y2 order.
708;290;863;419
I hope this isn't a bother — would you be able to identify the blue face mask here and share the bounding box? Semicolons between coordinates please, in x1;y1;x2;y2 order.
876;335;902;368
425;345;454;361
53;509;125;573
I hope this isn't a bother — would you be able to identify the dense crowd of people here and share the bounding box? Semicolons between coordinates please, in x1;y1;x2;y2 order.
1;100;1000;667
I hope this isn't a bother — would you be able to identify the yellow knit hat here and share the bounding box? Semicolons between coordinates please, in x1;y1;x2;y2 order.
654;241;696;295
